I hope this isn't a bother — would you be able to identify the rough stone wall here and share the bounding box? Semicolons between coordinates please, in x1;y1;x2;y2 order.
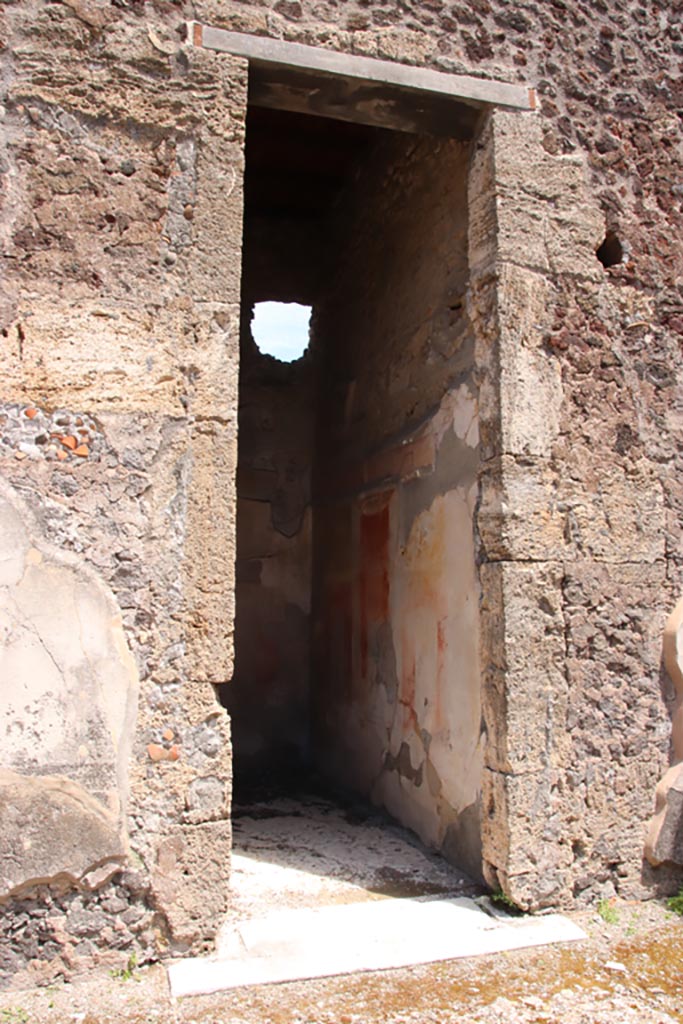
0;871;160;990
312;133;483;877
1;0;682;986
190;0;683;907
0;0;246;985
470;111;680;908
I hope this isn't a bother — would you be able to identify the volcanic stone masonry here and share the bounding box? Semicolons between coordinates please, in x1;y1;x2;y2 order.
1;0;682;989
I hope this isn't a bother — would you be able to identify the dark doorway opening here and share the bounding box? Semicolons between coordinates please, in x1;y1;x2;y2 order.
222;107;383;790
220;97;483;881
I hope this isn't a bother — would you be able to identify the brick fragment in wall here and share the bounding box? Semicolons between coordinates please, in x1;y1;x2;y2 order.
0;403;106;463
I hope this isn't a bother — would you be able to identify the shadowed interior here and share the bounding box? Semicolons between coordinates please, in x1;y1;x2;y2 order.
221;99;483;881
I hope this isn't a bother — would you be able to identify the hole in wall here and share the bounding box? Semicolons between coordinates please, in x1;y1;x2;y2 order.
252;301;311;362
596;230;623;268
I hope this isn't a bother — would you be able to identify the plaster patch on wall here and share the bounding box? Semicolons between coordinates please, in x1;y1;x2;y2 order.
0;480;139;897
380;487;482;848
646;597;683;867
0;769;126;900
400;400;479;546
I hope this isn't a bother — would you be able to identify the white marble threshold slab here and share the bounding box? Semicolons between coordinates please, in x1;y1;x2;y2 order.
168;895;586;998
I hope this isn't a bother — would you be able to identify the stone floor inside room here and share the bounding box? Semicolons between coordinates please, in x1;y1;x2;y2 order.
227;780;480;922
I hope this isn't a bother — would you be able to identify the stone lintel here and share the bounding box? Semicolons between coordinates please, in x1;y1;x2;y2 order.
188;23;535;138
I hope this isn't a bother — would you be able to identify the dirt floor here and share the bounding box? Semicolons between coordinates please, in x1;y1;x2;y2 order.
0;899;680;1024
2;786;682;1023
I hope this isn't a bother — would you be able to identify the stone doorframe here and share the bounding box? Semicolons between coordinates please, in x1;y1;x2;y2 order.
183;27;603;922
468;112;604;907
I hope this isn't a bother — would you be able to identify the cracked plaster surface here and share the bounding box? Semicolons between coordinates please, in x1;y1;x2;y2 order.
0;481;139;897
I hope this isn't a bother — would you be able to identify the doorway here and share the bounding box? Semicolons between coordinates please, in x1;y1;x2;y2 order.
221;96;483;881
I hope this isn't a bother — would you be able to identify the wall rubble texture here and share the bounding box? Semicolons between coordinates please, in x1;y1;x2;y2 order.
0;0;246;986
313;134;483;878
469;105;681;908
1;0;683;986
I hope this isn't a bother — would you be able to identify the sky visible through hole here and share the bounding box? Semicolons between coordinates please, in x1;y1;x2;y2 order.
252;301;311;362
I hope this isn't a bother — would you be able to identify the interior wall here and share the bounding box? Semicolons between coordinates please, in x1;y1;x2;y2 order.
312;133;483;878
226;309;314;777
